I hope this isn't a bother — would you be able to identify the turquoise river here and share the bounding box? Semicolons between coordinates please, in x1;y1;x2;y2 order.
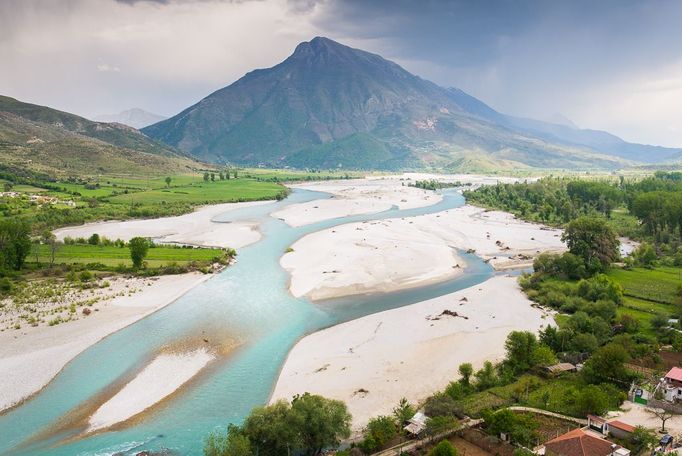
0;188;492;455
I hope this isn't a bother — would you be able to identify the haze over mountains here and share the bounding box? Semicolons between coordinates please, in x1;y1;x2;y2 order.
143;37;682;171
0;95;197;176
2;37;680;174
93;109;168;130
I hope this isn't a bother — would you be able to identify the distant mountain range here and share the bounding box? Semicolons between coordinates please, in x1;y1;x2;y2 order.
93;108;167;129
143;37;682;171
0;95;198;176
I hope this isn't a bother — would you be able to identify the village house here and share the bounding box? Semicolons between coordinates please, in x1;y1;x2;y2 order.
403;412;428;436
543;362;577;376
587;416;635;440
539;428;630;456
659;367;682;402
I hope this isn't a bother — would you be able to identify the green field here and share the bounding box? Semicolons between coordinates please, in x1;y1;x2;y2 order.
605;266;682;335
33;244;225;268
0;171;292;231
108;178;284;205
608;267;682;305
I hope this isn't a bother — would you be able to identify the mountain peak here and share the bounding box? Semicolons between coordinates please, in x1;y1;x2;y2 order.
291;36;352;60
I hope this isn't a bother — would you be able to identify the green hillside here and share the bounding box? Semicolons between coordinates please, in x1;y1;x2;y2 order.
144;37;632;171
0;97;202;177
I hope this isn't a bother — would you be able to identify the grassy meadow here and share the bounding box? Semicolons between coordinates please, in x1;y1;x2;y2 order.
32;244;226;268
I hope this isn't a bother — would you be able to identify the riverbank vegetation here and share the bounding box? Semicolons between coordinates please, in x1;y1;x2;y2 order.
0;167;288;233
408;179;469;191
0;223;233;331
205;393;351;456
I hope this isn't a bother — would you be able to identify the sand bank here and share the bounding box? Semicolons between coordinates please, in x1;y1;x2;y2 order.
283;202;564;300
282;218;466;300
54;200;271;249
88;348;214;432
270;276;553;429
0;272;209;412
272;173;520;228
272;179;442;227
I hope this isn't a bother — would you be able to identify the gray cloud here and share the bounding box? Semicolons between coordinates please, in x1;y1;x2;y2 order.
0;0;681;146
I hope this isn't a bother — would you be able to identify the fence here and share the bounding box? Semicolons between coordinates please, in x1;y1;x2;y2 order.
459;428;515;456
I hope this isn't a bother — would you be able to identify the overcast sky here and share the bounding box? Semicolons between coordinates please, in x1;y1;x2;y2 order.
1;0;682;147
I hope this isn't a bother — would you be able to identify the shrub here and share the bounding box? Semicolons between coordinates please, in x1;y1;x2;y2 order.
359;416;397;453
424;393;464;419
79;270;93;282
428;440;458;456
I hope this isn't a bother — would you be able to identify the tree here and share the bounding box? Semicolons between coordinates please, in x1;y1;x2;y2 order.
204;172;210;182
424;393;463;418
360;416;397;453
0;219;32;270
3;182;12;192
226;169;230;180
41;231;60;265
211;173;216;182
204;424;253;456
88;233;100;245
128;237;149;269
474;361;498;390
575;385;609;415
233;395;351;456
458;363;473;386
562;216;619;272
242;400;297;456
504;331;538;375
428;440;458;456
393;397;415;425
165;176;172;188
581;343;630;385
483;410;538;447
629;426;658;454
233;169;238;179
634;242;657;267
531;344;557;367
647;406;678;433
289;393;351;456
219;172;224;180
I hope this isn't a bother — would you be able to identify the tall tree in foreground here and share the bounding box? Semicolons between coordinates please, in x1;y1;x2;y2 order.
205;394;351;456
289;393;352;456
128;237;149;269
562;215;619;272
0;219;32;270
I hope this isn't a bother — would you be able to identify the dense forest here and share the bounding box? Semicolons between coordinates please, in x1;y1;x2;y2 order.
465;171;682;264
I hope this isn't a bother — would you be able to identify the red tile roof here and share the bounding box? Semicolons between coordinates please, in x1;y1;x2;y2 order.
665;367;682;382
607;420;635;433
545;428;619;456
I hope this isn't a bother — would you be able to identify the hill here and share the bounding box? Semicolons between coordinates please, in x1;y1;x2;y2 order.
0;96;199;176
142;37;657;171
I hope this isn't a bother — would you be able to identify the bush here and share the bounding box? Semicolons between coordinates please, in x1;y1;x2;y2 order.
428;440;458;456
359;416;397;453
574;385;610;415
79;270;93;282
424;393;464;419
0;277;12;295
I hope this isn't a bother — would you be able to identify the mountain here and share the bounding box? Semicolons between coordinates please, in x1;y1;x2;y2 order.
0;96;199;176
93;108;167;129
503;115;682;163
143;37;673;171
